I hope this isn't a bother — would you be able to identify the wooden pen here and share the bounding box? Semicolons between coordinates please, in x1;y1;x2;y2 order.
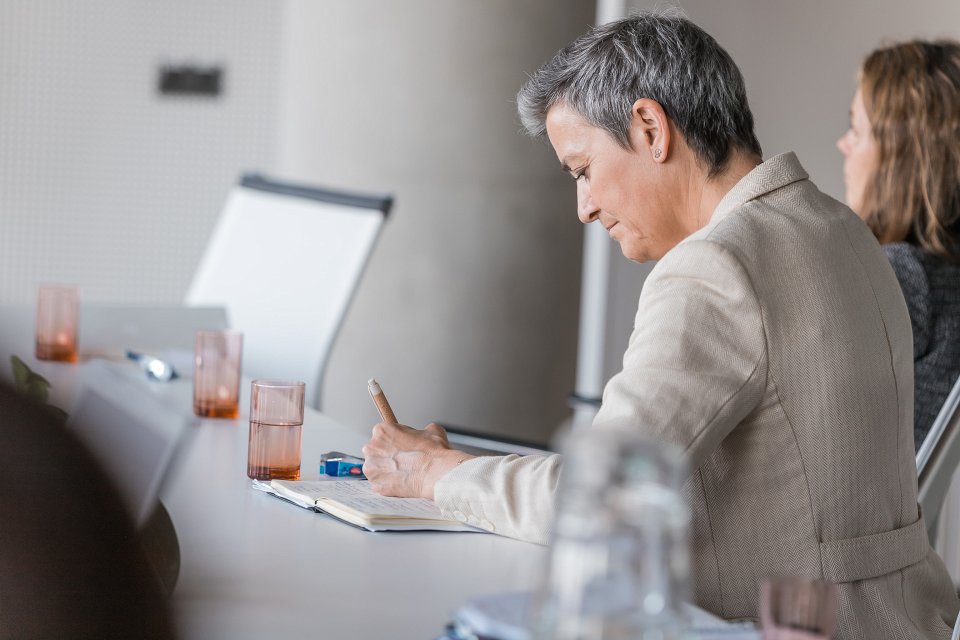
367;378;398;424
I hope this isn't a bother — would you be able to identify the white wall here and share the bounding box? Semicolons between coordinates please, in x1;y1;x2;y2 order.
277;1;596;443
0;0;281;304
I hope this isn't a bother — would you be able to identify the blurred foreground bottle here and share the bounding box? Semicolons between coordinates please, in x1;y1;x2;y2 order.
533;427;691;640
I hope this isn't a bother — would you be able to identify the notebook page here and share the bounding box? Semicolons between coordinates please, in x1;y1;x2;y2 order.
317;480;450;519
273;480;451;519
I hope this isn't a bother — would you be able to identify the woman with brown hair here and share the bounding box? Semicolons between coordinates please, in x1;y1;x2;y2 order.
837;39;960;450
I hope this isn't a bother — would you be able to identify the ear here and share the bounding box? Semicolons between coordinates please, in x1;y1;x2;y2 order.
628;98;671;164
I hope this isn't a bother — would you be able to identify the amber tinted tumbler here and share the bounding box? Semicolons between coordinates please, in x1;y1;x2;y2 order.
35;286;79;362
246;380;305;481
193;330;243;419
760;576;837;640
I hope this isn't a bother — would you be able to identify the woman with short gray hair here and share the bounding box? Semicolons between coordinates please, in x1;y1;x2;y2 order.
362;12;959;637
517;11;761;178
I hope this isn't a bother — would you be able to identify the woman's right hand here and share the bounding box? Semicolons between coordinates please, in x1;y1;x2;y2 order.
361;421;473;500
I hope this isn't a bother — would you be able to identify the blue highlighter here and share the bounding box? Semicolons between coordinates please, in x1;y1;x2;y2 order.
319;451;366;478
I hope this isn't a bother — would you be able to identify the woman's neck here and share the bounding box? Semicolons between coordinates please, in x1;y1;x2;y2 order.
695;151;762;228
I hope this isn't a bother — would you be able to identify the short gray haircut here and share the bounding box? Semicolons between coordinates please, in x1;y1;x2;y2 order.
517;11;762;177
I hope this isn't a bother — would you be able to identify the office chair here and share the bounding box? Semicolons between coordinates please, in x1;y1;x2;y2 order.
916;373;960;545
186;174;392;410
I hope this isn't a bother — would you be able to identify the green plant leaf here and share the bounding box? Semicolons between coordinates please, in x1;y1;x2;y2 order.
24;380;50;405
10;355;52;401
11;355;31;388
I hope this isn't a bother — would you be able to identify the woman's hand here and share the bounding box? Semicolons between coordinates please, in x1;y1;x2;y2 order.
361;422;473;500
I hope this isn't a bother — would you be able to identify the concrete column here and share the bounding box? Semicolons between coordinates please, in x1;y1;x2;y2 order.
277;1;596;443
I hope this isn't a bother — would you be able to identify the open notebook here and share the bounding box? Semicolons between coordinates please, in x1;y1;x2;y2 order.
252;479;483;533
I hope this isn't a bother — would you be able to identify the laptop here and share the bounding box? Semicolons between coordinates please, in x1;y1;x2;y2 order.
78;303;228;354
67;361;197;527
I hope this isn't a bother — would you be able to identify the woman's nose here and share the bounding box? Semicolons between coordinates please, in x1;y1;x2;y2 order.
836;132;849;156
577;182;599;224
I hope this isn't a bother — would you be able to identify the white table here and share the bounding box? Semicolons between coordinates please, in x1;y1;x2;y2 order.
0;306;547;640
164;384;546;639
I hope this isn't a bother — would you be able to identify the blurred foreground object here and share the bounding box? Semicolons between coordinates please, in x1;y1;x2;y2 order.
533;427;690;639
0;382;174;639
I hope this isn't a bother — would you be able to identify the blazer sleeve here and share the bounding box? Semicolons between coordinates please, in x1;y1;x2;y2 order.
595;239;767;473
434;238;766;544
433;453;561;545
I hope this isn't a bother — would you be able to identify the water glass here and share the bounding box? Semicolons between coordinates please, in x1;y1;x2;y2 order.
760;576;837;640
247;380;305;481
193;330;243;418
533;427;690;640
35;285;80;362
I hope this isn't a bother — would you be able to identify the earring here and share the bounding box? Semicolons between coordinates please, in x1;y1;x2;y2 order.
654;148;662;160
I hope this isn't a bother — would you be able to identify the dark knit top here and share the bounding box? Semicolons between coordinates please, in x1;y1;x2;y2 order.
884;242;960;451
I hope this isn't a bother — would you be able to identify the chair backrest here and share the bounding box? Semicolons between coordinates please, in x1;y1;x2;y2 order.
185;174;391;410
917;372;960;541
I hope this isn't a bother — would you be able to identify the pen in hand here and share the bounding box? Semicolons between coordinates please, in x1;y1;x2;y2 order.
367;378;398;424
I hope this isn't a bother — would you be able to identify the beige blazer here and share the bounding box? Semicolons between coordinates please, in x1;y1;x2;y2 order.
435;153;959;639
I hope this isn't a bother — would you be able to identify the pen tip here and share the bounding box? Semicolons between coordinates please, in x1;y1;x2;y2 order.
367;378;376;386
